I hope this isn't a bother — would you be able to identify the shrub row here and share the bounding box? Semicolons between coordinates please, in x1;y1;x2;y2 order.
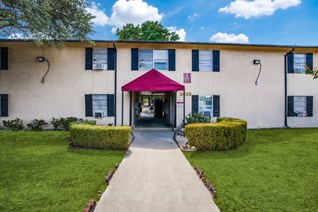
2;117;96;131
184;117;247;151
70;124;131;150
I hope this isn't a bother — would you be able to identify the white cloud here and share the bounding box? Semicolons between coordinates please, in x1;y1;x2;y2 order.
219;0;301;19
210;32;249;43
108;0;163;29
167;26;186;41
187;13;198;21
200;26;205;30
86;2;109;26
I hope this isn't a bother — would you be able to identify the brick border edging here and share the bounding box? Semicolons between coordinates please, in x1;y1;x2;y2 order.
194;166;217;198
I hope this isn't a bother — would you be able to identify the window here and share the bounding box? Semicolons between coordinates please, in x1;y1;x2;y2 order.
192;50;220;72
293;54;306;73
288;96;313;117
0;94;8;117
0;47;8;70
93;48;107;70
139;49;168;70
199;50;213;71
92;94;107;117
199;96;213;117
85;94;114;117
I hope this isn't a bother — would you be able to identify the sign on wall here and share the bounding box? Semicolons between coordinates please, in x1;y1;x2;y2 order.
184;73;191;83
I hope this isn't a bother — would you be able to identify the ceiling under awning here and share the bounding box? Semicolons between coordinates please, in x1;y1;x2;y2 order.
121;69;185;92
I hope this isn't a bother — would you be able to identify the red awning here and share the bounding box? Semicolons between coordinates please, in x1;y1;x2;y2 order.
122;69;185;92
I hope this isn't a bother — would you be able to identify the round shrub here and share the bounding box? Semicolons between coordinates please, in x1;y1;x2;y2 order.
184;117;247;151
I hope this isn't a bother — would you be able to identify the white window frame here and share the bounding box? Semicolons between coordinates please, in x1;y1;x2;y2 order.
294;96;307;117
199;50;213;71
92;94;107;117
139;49;168;71
198;95;213;118
93;48;108;70
293;53;306;74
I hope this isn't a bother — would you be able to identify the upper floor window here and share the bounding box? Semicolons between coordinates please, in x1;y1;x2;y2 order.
131;48;175;71
0;47;9;70
287;53;313;74
85;48;115;70
93;48;108;70
192;49;220;72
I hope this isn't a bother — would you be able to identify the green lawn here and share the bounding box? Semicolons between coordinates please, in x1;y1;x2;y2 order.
185;128;318;212
0;131;126;212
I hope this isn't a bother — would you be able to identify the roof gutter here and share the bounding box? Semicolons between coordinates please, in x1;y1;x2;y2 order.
284;47;294;127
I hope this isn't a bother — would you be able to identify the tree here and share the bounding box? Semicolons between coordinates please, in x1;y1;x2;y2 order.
0;0;94;47
305;66;318;80
116;21;179;41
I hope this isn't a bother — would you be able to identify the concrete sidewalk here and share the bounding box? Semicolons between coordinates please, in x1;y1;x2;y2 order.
94;131;219;212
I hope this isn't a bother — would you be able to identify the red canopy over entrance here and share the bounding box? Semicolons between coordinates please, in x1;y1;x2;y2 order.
122;69;185;92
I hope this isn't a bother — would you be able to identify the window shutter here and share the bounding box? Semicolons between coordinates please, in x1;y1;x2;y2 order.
213;50;220;72
192;50;199;71
287;53;294;73
85;48;93;70
85;94;93;116
192;95;198;114
288;96;294;117
306;53;313;70
131;48;139;70
0;47;8;70
0;94;8;117
107;94;115;117
168;49;176;71
306;96;313;117
213;95;220;117
107;48;115;70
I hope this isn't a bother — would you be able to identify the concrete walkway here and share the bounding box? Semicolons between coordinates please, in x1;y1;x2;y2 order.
94;131;219;212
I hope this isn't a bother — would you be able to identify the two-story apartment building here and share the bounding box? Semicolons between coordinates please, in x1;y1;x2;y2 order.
0;40;317;129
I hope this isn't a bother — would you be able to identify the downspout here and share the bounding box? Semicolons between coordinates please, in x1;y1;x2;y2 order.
112;42;117;126
284;47;294;127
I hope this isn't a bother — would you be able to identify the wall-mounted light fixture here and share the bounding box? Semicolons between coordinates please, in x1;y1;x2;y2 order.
253;59;262;85
36;56;50;83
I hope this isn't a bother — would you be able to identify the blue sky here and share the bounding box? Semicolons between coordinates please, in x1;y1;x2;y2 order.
87;0;318;45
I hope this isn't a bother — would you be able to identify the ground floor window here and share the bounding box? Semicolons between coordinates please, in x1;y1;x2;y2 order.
199;96;213;117
192;95;220;118
0;94;8;117
85;94;114;117
288;96;313;117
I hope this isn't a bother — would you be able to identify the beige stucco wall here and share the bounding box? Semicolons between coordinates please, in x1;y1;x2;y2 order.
0;42;116;127
287;70;318;127
1;41;317;129
116;47;287;128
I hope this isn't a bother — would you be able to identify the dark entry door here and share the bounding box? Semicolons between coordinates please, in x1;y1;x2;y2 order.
154;100;163;118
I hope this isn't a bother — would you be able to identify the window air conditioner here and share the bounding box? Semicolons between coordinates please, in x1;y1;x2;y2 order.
94;111;104;118
93;63;107;70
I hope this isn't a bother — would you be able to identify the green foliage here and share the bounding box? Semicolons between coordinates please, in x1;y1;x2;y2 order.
185;117;247;151
0;0;94;47
70;124;131;150
185;113;210;125
0;131;125;211
185;128;318;211
2;118;24;131
305;65;318;80
50;117;96;130
27;119;47;131
116;21;179;41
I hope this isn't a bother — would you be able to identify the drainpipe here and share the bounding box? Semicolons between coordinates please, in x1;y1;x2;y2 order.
284;48;294;127
112;42;117;126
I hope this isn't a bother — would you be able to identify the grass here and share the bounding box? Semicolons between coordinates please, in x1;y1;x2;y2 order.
0;131;126;212
185;128;318;212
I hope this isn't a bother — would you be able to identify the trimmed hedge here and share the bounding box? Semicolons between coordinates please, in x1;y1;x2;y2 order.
184;117;247;151
70;124;131;150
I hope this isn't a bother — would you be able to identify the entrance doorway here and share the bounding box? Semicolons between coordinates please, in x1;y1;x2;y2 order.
134;92;175;129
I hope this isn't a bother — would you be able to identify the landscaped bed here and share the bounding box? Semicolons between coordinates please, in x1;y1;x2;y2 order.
185;128;318;211
0;131;126;211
